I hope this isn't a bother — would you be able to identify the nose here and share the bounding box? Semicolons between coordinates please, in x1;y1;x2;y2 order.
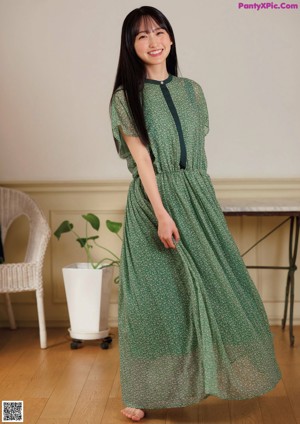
148;33;158;48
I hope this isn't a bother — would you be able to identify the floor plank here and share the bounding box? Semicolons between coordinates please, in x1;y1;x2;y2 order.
0;325;299;424
69;379;111;423
0;328;37;383
37;419;70;424
279;363;300;423
0;343;48;399
166;403;198;423
22;332;72;398
229;398;263;424
38;346;97;420
22;398;48;424
259;376;297;424
199;396;231;423
100;397;132;424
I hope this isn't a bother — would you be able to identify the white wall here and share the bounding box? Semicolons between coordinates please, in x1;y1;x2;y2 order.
0;0;299;181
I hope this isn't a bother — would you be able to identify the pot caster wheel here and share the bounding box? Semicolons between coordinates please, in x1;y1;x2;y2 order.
100;341;110;349
100;336;112;349
70;340;82;349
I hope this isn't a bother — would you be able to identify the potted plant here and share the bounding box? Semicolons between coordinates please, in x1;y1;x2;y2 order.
54;213;122;349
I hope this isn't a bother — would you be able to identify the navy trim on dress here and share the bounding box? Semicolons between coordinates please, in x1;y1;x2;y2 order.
144;74;187;169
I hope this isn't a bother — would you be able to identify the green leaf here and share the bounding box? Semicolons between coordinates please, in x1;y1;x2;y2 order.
54;221;73;239
106;220;122;234
82;214;100;231
76;238;87;247
76;236;99;248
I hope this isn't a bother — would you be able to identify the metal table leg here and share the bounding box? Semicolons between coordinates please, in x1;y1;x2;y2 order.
281;216;299;347
240;215;299;347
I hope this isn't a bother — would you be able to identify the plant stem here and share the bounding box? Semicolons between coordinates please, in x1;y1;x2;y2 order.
93;241;120;260
85;220;88;263
72;229;96;266
69;224;120;269
116;233;123;241
95;258;119;268
85;246;96;267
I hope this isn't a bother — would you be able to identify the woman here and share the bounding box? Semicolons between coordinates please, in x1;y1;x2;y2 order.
109;6;281;422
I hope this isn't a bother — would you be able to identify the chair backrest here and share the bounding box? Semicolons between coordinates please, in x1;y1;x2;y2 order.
0;187;51;264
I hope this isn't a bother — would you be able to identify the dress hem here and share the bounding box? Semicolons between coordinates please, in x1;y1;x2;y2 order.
122;375;281;410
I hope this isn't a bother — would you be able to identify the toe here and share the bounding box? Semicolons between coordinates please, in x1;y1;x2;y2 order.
121;408;131;418
121;407;145;421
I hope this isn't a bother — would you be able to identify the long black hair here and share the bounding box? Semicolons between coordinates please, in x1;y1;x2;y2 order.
110;6;179;148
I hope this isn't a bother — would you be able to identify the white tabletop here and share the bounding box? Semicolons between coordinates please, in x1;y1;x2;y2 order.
219;198;300;213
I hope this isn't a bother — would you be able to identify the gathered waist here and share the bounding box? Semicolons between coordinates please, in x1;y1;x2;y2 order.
132;167;208;180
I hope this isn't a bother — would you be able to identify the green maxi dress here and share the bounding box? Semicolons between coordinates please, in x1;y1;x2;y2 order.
110;74;282;410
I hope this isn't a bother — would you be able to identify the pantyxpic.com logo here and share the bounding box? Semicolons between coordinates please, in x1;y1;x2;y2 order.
238;1;299;9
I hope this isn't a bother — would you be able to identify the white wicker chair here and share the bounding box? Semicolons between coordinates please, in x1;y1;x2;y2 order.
0;187;51;348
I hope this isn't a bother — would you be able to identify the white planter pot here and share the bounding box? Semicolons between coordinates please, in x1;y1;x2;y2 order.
62;263;114;340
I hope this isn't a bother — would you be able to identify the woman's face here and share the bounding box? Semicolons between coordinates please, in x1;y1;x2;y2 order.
134;17;173;68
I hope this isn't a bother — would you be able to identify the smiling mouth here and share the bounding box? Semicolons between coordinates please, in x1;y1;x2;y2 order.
148;49;163;56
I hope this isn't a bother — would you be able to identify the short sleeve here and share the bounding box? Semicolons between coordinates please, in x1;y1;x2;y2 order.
192;81;209;137
110;89;139;159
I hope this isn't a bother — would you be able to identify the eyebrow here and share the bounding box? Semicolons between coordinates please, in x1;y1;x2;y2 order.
136;27;163;36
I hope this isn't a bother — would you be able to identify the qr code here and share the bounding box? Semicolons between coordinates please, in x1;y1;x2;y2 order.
2;401;23;422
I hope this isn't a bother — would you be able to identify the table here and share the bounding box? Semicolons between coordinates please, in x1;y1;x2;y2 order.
219;198;300;347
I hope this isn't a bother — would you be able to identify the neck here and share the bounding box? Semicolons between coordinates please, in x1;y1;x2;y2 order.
145;64;169;81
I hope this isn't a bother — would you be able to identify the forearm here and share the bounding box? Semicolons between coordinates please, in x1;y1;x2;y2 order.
118;130;169;221
136;156;168;220
119;131;179;248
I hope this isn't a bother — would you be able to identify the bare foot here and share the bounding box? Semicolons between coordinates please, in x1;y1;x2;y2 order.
121;407;145;421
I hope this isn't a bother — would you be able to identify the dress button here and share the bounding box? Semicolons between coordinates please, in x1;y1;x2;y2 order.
161;81;164;85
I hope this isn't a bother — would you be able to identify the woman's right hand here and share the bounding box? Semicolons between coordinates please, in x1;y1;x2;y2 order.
157;211;180;249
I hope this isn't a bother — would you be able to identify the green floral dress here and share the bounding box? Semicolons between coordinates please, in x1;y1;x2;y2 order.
110;74;282;410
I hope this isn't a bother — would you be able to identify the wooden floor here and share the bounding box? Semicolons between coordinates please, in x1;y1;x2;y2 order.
0;326;299;424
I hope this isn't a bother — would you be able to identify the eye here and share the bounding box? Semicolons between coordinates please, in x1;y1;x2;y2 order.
156;30;165;35
138;33;147;40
